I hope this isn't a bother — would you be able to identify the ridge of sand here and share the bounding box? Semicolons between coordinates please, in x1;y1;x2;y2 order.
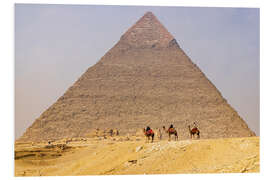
15;136;259;176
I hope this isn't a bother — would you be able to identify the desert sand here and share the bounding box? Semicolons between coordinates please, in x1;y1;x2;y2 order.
15;136;259;176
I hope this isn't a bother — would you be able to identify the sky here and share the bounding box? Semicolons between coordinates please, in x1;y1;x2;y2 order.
15;4;260;139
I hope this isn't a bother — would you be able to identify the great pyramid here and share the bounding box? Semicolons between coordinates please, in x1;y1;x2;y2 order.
19;12;255;142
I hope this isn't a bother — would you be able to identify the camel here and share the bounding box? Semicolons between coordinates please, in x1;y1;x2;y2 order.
109;129;114;137
143;126;155;143
163;125;178;141
188;125;200;139
108;129;119;137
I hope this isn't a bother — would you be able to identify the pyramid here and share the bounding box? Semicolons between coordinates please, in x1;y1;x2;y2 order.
19;12;255;142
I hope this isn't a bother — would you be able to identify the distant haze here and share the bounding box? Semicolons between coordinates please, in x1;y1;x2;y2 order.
15;4;259;139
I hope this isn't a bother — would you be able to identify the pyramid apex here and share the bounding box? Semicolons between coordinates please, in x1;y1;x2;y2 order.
140;11;158;22
145;11;153;14
119;11;178;49
144;11;155;16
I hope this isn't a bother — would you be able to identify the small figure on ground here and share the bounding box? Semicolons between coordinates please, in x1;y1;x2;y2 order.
95;128;100;137
103;129;107;139
158;128;162;140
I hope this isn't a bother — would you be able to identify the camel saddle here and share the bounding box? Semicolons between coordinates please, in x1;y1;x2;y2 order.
146;129;154;135
168;128;175;133
191;127;198;132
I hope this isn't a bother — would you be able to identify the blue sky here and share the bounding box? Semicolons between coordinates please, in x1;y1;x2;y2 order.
15;4;260;139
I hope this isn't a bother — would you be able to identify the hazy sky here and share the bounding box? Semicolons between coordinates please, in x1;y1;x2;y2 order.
15;4;259;139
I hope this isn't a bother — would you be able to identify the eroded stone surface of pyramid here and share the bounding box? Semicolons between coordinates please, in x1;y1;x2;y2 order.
19;12;255;142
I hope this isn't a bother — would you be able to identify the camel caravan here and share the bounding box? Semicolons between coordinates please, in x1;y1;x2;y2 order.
46;122;201;145
142;122;200;143
95;128;120;139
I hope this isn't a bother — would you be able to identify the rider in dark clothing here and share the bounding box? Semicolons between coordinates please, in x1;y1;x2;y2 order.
193;122;197;129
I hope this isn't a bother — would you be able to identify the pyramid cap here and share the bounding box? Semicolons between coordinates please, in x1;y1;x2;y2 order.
119;11;178;48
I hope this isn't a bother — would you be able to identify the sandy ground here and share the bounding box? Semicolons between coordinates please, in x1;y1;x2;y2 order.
15;136;259;176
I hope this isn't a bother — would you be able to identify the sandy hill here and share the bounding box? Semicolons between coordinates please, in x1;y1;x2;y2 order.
18;11;255;142
15;136;259;176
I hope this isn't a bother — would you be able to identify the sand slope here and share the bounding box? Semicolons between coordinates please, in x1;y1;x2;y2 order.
15;136;259;176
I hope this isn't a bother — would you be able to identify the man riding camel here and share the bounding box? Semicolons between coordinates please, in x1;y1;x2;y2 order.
168;124;174;133
146;126;153;135
143;126;155;142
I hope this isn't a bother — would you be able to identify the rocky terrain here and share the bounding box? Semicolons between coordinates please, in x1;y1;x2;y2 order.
15;136;259;176
18;11;255;142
